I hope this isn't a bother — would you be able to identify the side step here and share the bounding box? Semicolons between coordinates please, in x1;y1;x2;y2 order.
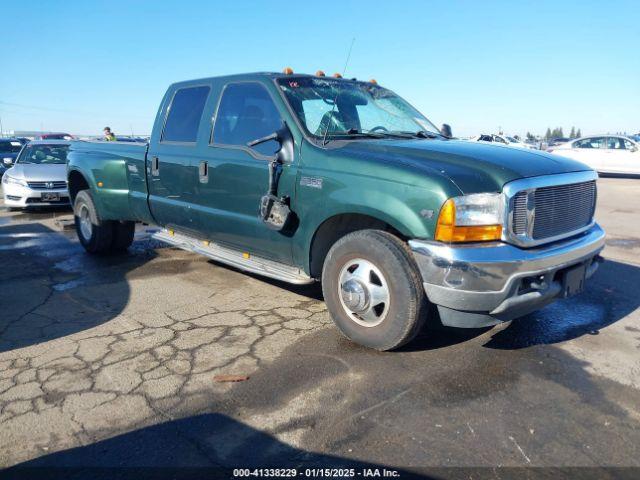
152;229;314;285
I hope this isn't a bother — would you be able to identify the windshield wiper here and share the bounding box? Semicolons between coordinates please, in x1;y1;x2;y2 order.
373;130;443;139
414;130;441;139
322;128;386;145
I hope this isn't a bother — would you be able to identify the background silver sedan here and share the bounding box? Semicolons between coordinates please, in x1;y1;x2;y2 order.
1;140;71;209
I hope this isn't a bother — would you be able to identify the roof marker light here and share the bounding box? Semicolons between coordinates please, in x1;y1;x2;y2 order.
333;73;342;78
315;70;325;77
282;67;294;75
369;79;378;84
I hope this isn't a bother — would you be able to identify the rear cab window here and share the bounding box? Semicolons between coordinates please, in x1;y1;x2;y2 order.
161;85;211;143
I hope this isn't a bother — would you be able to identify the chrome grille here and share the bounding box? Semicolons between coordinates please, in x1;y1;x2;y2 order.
512;191;528;235
531;181;596;239
27;181;67;190
511;180;596;242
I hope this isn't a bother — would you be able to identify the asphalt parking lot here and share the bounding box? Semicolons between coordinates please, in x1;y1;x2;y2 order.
1;178;639;475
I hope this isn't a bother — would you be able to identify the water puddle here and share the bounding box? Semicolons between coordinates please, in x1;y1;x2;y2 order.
52;278;86;292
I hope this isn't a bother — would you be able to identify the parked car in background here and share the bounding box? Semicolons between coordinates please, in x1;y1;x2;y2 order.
549;135;640;175
66;71;604;351
548;137;571;147
35;133;74;140
0;138;27;176
2;140;71;208
470;134;537;149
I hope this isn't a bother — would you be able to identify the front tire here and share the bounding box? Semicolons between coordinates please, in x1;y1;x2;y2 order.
321;230;429;351
74;190;113;254
111;221;135;251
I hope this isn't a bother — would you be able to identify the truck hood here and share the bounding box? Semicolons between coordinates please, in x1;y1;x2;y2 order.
6;163;68;182
338;139;591;194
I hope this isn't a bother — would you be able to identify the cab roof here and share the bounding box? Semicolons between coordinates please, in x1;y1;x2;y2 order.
169;71;373;89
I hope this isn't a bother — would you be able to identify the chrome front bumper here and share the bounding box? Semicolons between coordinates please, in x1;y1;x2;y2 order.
409;224;606;327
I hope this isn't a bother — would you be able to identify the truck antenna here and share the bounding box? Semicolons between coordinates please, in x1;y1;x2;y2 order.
322;38;356;147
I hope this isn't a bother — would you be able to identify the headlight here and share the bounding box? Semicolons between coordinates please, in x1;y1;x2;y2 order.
2;175;26;187
435;193;504;242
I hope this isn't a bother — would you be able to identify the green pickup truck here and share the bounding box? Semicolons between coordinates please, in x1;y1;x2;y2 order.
67;71;605;350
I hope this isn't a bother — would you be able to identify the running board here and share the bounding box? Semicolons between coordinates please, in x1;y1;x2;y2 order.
152;229;314;285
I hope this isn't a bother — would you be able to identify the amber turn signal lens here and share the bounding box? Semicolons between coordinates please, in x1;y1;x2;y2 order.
435;199;502;242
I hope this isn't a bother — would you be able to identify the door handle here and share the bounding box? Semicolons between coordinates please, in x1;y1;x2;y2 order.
199;161;208;183
151;156;160;176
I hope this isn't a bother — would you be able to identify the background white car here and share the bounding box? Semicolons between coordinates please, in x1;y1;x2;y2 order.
2;140;71;208
548;135;640;175
470;134;538;149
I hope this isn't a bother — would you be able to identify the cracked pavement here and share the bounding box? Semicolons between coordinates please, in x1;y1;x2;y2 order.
1;178;640;473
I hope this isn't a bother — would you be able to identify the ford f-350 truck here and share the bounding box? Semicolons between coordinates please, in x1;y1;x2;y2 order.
67;71;605;350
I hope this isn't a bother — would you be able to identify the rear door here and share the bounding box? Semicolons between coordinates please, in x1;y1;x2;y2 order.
146;85;210;234
192;81;296;264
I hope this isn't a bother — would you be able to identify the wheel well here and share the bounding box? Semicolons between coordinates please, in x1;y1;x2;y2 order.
308;213;405;279
68;170;89;204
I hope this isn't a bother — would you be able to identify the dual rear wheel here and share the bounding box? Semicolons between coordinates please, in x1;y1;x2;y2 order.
74;190;135;254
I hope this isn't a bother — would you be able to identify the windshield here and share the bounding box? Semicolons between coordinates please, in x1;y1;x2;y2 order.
277;77;440;139
17;144;69;165
506;136;520;143
0;141;23;154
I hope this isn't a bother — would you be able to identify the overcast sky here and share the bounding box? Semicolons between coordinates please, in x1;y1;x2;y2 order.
2;0;639;138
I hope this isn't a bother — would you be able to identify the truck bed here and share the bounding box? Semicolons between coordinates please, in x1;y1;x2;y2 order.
68;140;151;223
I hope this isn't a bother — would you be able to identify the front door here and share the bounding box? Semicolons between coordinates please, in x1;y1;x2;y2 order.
146;85;210;234
192;82;297;264
603;137;637;174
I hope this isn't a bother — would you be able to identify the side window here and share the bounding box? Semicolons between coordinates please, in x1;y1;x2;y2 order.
607;137;624;149
575;137;605;149
162;86;210;143
212;83;283;156
493;136;507;144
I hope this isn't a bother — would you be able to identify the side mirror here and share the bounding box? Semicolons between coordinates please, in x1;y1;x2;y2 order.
3;158;14;166
248;122;296;232
630;146;638;153
246;122;294;164
440;123;452;138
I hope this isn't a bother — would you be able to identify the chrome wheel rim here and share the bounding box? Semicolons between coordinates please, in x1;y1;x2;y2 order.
78;204;92;240
338;258;390;327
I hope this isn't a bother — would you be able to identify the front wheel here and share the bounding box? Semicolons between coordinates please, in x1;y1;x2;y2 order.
74;190;113;254
321;230;429;351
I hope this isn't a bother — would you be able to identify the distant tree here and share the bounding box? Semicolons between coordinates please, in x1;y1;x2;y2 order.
570;126;576;138
576;128;581;138
545;128;552;140
526;131;535;141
